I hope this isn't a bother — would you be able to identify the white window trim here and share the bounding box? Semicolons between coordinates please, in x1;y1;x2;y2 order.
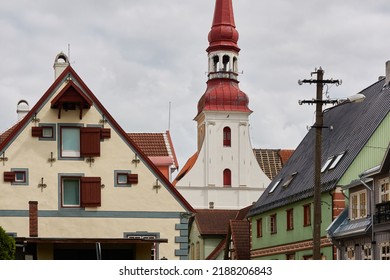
379;177;390;203
350;190;367;220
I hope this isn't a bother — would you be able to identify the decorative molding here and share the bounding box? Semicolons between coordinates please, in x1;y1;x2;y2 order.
251;237;332;258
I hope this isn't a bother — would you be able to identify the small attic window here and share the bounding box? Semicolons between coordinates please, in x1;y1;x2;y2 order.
269;179;281;194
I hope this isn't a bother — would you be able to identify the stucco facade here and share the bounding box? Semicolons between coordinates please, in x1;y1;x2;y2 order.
0;54;193;260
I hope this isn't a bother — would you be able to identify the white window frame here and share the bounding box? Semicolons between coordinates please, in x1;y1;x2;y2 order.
328;152;345;170
269;180;281;193
362;244;372;260
321;157;333;173
61;127;81;158
380;242;390;260
379;178;390;203
346;246;355;260
350;190;367;220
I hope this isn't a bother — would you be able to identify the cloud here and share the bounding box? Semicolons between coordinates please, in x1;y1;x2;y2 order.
1;0;390;168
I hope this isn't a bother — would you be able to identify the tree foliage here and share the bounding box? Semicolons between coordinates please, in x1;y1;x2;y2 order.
0;226;16;260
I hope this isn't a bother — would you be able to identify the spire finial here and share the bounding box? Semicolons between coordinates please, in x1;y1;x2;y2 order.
207;0;240;53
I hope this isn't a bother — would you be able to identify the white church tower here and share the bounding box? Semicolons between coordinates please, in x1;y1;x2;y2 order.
174;0;270;209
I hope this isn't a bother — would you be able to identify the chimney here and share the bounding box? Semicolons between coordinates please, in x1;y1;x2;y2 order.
53;52;69;80
16;100;30;121
29;201;38;237
386;61;390;85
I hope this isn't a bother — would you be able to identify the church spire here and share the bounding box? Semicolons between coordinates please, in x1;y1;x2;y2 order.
197;0;250;117
207;0;240;53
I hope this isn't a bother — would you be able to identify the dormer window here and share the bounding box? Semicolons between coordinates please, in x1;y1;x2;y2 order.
379;178;390;203
350;190;367;220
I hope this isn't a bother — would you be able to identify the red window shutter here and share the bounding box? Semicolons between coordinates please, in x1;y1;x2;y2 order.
80;127;101;157
4;172;15;182
127;174;138;185
100;128;111;139
80;177;101;207
32;127;43;137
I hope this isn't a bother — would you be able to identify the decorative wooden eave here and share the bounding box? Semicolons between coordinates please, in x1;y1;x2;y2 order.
51;79;93;119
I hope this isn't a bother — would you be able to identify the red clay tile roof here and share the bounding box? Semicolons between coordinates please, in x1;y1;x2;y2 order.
279;149;295;165
127;131;178;169
173;152;198;186
0;123;19;145
194;209;238;235
253;148;294;180
229;220;250;260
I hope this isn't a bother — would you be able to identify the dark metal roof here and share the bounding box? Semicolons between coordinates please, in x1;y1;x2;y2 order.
249;78;390;217
326;208;371;239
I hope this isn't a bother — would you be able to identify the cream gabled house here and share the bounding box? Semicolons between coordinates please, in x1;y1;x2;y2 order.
0;53;194;260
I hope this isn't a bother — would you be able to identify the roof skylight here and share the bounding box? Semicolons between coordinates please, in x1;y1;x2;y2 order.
282;172;298;188
321;151;346;173
329;152;345;170
269;180;281;194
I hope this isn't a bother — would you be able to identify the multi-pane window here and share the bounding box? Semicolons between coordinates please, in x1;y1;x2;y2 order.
269;214;277;234
286;209;294;230
362;244;372;260
223;127;231;147
380;242;390;260
303;204;311;226
379;178;390;203
346;246;355;260
350;190;367;220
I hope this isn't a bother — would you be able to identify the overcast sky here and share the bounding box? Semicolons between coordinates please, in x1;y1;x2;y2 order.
1;0;390;168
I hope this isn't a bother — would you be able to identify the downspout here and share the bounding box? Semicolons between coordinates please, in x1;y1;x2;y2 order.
359;177;375;260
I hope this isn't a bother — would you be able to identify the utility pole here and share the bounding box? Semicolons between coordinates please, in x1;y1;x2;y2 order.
298;67;341;260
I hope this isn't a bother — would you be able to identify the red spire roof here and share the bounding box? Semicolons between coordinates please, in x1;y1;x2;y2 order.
197;79;251;114
207;0;240;53
197;0;250;116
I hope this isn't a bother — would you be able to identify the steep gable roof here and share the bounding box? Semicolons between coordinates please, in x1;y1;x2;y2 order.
194;209;238;235
228;220;250;259
249;78;390;217
0;65;194;213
